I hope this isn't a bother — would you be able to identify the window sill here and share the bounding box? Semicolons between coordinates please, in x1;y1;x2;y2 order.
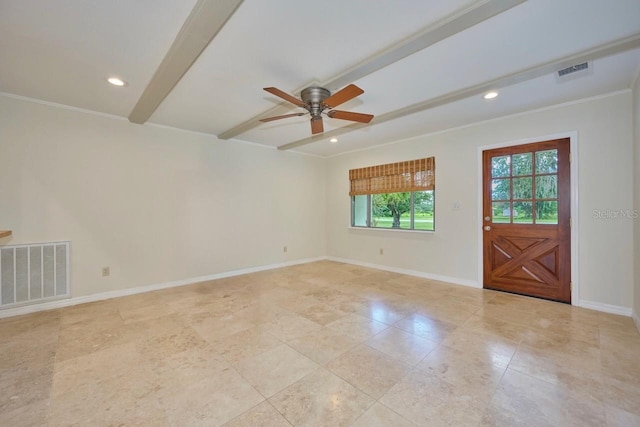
348;226;435;234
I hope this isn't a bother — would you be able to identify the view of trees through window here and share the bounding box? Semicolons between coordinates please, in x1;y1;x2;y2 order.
353;191;434;231
491;149;559;224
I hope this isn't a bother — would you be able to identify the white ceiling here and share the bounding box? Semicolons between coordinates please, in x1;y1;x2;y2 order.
1;0;639;157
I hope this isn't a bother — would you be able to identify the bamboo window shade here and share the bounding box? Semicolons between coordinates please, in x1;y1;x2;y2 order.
349;157;435;196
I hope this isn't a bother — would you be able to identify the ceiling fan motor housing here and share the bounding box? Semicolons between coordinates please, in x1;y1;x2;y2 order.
301;86;330;118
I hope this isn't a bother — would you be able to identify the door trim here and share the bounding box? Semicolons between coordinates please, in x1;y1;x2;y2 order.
477;131;579;304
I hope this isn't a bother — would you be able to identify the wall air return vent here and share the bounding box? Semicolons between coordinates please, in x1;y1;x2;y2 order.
1;241;70;309
556;62;592;82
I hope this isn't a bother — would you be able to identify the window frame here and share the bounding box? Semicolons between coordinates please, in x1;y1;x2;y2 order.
350;190;436;232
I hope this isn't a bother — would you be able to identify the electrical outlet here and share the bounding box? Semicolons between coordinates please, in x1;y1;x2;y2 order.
101;267;110;277
379;248;384;255
283;246;287;253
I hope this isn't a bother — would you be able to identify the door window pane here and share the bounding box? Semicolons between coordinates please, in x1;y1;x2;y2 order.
512;177;532;199
535;175;558;199
535;150;558;174
512;153;532;176
513;201;533;224
492;202;511;223
492;156;511;177
492;179;510;201
535;201;558;224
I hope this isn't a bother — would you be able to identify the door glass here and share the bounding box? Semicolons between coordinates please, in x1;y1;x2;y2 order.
512;153;532;176
535;201;558;224
535;175;557;199
492;202;511;223
513;201;533;224
492;156;510;177
535;150;558;174
512;177;532;199
491;149;561;225
491;179;510;200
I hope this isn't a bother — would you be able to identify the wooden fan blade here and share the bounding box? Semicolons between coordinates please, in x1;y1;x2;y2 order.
327;110;374;123
263;87;305;107
311;117;324;134
259;113;306;122
322;84;364;108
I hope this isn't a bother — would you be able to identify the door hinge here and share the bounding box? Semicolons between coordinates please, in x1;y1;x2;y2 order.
570;282;573;292
570;217;572;227
569;152;571;163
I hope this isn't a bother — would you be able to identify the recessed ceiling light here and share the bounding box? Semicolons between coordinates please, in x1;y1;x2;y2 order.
483;91;498;100
330;138;338;143
107;77;127;87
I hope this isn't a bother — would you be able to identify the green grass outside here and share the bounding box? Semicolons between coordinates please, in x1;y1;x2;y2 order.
372;212;434;231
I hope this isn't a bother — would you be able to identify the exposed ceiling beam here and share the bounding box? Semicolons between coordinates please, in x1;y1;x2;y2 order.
218;0;527;140
129;0;243;124
278;33;640;151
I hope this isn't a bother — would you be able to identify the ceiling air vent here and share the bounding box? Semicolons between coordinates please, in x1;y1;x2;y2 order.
556;62;592;83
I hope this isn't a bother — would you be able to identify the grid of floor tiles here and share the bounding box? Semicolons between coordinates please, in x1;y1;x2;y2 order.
1;260;639;426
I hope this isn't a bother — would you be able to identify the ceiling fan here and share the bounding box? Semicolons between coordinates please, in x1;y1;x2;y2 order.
259;84;374;135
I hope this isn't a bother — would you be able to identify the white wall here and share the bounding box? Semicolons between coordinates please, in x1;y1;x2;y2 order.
633;75;640;328
326;91;635;311
0;95;326;298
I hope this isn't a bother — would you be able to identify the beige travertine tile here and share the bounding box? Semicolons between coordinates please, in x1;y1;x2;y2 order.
461;313;531;342
441;328;518;368
1;261;638;426
157;367;264;426
0;398;49;427
380;367;488;426
189;310;258;342
488;369;606;426
605;404;640;427
234;344;318;397
287;327;360;365
212;326;282;363
601;376;640;416
294;303;348;326
0;363;53;414
261;311;322;341
351;402;416;427
326;345;410;399
48;343;167;426
508;345;605;402
223;400;291;427
415;345;506;396
393;313;458;343
269;367;374;426
325;313;388;341
365;326;438;366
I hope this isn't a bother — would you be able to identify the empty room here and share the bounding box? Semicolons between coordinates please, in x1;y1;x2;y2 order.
1;0;640;426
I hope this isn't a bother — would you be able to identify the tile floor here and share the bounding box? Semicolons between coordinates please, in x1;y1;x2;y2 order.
1;260;639;426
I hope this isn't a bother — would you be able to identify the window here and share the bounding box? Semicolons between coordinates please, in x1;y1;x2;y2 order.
491;149;558;224
350;158;435;231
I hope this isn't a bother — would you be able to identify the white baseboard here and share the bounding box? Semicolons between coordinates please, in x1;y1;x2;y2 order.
633;312;640;334
325;256;479;288
576;299;633;317
0;256;326;319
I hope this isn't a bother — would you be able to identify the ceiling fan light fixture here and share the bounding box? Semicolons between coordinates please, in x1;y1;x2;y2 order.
483;91;498;100
107;77;127;87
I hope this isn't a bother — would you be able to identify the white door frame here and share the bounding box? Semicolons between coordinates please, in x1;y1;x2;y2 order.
476;131;579;304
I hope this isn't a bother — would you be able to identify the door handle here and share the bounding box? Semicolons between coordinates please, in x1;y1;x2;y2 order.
484;226;491;231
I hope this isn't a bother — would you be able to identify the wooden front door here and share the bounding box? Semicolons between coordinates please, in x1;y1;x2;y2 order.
482;138;571;303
